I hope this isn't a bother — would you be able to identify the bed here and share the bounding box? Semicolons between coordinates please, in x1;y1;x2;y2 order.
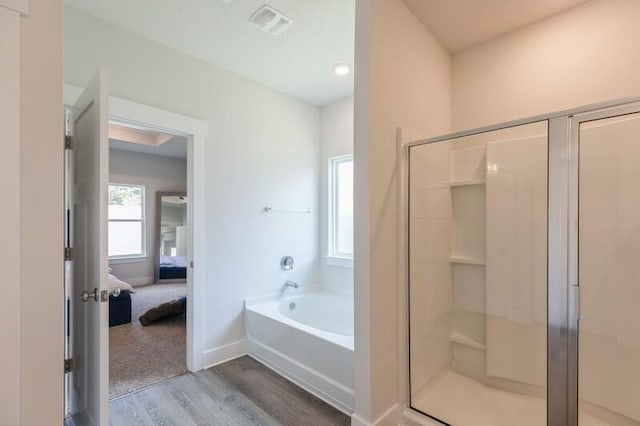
108;273;135;327
159;255;187;280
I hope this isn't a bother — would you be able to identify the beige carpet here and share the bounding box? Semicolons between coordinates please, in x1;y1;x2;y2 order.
109;283;187;399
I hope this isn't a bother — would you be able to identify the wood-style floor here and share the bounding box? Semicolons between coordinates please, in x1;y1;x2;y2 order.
65;356;350;426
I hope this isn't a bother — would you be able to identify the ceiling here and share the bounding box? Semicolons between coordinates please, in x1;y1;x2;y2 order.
64;0;355;106
402;0;590;53
108;123;188;159
110;137;188;160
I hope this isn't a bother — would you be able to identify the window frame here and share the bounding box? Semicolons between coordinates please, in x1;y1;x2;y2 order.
327;154;354;268
108;182;147;261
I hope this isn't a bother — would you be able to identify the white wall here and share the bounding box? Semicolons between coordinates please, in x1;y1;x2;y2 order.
353;0;451;423
63;6;321;366
22;0;65;423
453;0;640;130
320;95;354;295
108;149;187;286
0;0;64;424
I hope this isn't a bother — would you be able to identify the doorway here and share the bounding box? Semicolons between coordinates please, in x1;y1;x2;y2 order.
63;78;208;423
106;125;188;399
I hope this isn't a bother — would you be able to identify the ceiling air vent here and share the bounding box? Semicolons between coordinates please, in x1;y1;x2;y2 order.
249;5;292;36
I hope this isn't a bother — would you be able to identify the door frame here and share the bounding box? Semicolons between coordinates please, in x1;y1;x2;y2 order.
400;97;640;426
63;83;208;383
566;101;640;426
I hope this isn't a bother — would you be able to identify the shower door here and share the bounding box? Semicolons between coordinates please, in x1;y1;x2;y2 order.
407;121;549;426
407;100;640;426
574;106;640;426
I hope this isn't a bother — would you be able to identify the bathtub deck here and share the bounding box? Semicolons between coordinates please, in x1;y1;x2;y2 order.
65;356;350;426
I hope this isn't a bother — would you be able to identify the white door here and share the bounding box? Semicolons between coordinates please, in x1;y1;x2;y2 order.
68;70;110;425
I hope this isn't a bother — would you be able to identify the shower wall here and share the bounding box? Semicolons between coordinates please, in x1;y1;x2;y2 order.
484;131;547;389
409;121;548;389
449;124;547;393
409;141;452;394
408;121;549;424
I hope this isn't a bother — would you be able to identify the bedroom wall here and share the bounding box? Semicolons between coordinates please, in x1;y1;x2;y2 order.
108;148;187;286
64;6;320;367
452;0;640;130
353;0;451;423
320;95;354;295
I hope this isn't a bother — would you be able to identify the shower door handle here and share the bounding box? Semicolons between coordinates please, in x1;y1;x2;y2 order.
571;285;583;322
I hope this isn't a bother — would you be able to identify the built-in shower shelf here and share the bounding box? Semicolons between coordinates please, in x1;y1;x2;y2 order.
450;332;486;350
449;179;485;188
449;256;486;266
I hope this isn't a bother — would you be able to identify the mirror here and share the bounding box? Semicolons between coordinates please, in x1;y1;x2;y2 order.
155;192;188;283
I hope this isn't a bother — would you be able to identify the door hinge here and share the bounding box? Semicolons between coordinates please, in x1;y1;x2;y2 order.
64;247;73;261
64;358;73;373
64;135;73;150
190;261;194;268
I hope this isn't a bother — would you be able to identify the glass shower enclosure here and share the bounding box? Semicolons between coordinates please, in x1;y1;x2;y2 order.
405;100;640;426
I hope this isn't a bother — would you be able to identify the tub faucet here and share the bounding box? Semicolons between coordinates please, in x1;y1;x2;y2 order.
284;280;299;289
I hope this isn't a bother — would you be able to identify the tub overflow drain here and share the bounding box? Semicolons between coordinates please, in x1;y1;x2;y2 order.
289;302;296;310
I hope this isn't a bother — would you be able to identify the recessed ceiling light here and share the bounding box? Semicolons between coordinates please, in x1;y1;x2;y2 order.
333;63;351;76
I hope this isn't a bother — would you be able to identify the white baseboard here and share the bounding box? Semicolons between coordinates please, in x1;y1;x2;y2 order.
351;413;370;426
352;404;442;426
351;404;402;426
248;338;355;415
379;404;403;425
201;339;248;370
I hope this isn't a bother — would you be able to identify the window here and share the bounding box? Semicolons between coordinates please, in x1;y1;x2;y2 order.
328;155;353;264
108;184;145;259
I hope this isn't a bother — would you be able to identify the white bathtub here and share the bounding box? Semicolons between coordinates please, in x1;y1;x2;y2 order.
245;291;354;414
